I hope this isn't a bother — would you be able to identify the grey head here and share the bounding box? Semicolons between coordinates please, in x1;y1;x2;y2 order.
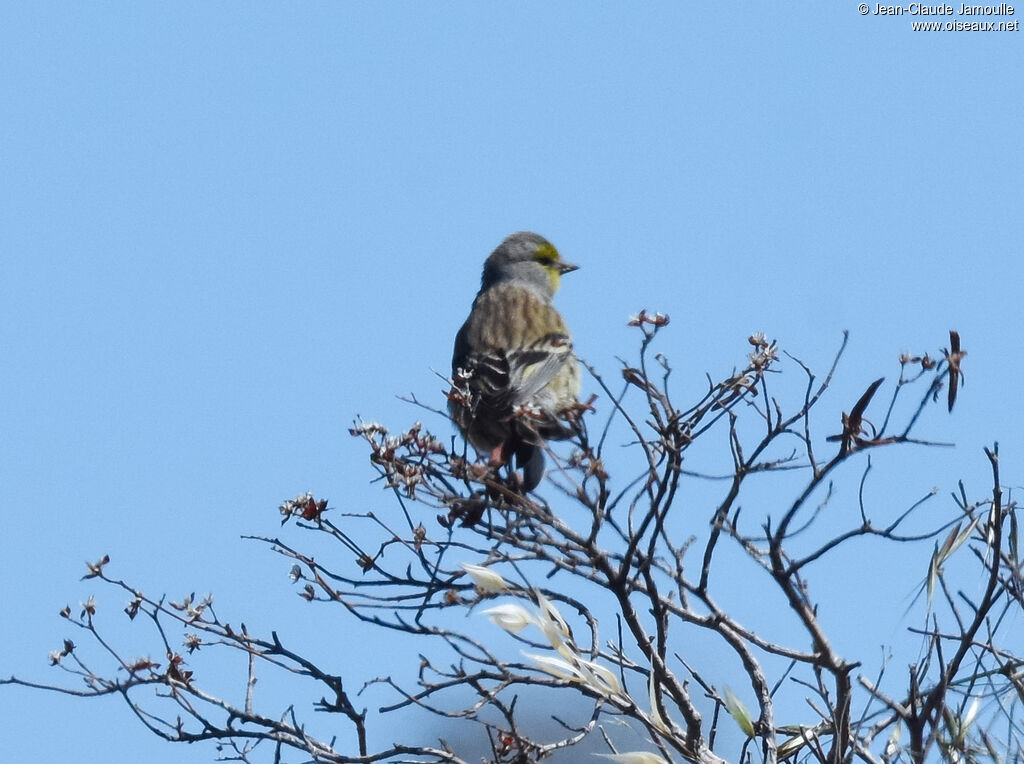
479;232;578;297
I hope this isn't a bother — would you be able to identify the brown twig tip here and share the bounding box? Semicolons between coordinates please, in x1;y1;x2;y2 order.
944;330;966;412
165;652;194;685
279;491;328;524
827;377;884;452
627;309;670;327
82;554;110;580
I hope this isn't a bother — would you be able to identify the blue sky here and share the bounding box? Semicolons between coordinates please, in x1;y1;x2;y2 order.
1;4;1021;762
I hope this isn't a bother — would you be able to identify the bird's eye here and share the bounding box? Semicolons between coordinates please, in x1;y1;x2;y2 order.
533;243;561;266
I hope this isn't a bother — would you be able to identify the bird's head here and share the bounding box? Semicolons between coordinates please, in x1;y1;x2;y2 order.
481;232;578;296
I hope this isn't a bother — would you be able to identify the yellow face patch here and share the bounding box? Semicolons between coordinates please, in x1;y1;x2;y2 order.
533;241;560;263
532;242;563;292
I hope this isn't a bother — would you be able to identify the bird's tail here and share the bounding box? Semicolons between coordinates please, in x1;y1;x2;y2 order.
514;443;545;492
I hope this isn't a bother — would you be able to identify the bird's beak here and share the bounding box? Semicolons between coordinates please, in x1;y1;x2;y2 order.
557;261;579;275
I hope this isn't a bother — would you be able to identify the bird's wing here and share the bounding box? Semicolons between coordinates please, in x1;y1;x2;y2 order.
505;334;574;406
451;283;575;420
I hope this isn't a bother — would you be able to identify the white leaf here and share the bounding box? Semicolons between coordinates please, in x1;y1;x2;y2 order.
576;657;623;697
723;686;754;738
534;590;572;650
648;670;670;733
595;752;671;764
522;651;582;682
483;604;535;633
460;563;508;593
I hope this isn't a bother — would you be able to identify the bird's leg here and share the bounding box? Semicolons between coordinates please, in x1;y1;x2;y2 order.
496;441;527;491
489;443;509;468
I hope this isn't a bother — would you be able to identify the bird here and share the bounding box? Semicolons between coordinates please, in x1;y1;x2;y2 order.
450;232;581;492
